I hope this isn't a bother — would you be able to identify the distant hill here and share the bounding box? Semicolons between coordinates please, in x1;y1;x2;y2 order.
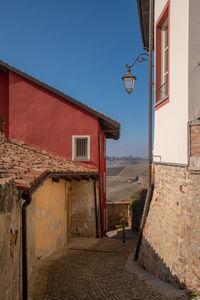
106;157;148;201
106;156;147;168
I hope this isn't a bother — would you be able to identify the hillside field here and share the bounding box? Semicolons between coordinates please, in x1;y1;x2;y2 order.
106;158;148;201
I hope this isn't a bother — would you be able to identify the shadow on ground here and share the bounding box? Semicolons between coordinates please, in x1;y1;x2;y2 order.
106;226;138;240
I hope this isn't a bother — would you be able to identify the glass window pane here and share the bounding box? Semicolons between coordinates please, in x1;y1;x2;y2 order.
164;27;168;48
164;74;168;83
164;49;168;73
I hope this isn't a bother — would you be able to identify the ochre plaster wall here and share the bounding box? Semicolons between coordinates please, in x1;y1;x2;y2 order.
0;179;21;300
35;178;69;258
27;178;70;278
71;179;96;237
138;164;200;292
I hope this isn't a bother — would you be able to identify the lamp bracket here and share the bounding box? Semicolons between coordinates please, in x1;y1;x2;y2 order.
125;53;149;70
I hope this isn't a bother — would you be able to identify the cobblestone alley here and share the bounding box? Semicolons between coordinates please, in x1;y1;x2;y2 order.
29;236;188;300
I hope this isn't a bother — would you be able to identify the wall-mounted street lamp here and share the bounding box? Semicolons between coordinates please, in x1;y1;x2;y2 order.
122;53;149;94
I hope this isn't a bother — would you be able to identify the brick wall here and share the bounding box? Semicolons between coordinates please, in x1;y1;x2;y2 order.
0;178;22;300
138;164;200;292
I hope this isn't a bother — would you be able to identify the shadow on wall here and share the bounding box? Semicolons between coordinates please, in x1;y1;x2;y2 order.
131;189;147;232
138;237;187;290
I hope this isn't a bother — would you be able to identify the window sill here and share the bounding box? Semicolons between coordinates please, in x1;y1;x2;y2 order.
73;158;90;162
155;96;169;110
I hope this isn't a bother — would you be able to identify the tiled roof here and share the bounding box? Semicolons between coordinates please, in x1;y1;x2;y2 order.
0;137;98;192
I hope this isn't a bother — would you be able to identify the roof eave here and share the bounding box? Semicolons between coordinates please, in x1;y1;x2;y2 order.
99;118;120;140
136;0;150;51
19;171;99;196
0;60;120;132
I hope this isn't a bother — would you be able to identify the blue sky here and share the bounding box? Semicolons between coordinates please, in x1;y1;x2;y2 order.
0;0;149;157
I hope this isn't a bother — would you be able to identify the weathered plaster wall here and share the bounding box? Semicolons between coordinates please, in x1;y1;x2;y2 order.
71;179;96;237
0;179;21;300
27;178;69;278
35;178;68;257
138;164;200;292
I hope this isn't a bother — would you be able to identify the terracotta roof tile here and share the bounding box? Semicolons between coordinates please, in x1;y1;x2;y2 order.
0;137;98;192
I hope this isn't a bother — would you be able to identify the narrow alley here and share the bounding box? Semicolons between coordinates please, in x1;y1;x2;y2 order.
29;235;188;300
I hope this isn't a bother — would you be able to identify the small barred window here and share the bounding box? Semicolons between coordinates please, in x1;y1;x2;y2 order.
76;138;88;158
72;136;90;161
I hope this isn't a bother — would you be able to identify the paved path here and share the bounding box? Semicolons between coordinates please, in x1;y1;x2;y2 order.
29;237;189;300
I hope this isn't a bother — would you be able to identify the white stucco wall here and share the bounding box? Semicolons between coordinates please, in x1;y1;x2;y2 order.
154;0;168;21
188;0;200;121
153;0;189;165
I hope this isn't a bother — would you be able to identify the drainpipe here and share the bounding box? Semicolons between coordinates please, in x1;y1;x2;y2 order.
21;193;32;300
134;0;154;261
94;180;99;238
98;131;103;238
20;173;51;300
97;128;120;237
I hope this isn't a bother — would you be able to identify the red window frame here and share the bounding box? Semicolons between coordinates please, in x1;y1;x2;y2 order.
155;1;170;110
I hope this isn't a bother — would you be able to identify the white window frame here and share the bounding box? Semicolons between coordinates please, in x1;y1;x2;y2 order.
72;135;90;161
160;18;168;100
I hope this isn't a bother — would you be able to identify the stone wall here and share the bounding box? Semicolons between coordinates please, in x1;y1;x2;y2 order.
71;179;96;237
0;178;21;300
106;203;130;230
138;164;200;292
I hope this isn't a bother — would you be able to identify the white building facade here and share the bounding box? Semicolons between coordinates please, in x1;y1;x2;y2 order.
137;0;200;292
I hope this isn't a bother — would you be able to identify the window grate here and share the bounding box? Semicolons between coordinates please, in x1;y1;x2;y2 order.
76;138;88;158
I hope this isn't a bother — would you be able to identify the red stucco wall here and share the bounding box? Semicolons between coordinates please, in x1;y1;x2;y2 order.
0;70;108;234
8;71;100;169
0;72;9;136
